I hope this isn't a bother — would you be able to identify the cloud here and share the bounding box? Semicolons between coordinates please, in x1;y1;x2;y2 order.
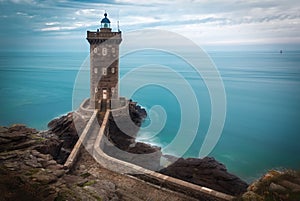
16;11;35;18
0;0;299;50
40;21;88;31
75;8;96;16
45;22;60;26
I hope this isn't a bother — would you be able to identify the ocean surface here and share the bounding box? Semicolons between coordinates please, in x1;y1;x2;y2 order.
1;50;300;182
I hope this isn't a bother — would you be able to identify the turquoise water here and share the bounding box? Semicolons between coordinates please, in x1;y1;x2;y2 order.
0;50;299;182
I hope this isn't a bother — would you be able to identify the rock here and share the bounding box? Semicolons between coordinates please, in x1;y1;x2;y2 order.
10;124;27;130
46;112;87;164
240;191;264;201
128;101;147;126
0;131;28;140
239;169;300;201
0;152;18;160
33;172;58;184
0;137;11;144
269;182;286;192
159;157;248;196
262;170;281;182
279;180;300;192
3;161;20;170
0;126;8;133
53;169;65;178
35;136;62;157
0;107;197;201
25;159;42;168
104;103;162;170
77;179;89;187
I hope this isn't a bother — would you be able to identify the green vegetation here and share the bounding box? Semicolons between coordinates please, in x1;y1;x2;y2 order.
24;168;40;176
83;180;96;187
80;172;91;178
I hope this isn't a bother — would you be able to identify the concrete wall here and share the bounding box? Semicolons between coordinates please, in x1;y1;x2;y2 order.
77;98;94;117
93;110;235;201
64;109;98;169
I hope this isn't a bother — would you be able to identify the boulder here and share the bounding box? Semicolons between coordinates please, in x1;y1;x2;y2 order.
159;157;248;196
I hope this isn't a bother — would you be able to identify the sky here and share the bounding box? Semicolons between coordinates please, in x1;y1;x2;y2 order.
0;0;299;51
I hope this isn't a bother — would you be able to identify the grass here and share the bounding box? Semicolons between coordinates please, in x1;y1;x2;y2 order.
80;172;91;178
83;180;96;187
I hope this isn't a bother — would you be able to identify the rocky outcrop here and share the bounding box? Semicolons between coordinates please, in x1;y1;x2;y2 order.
159;156;248;196
0;124;123;201
104;102;162;170
3;108;300;201
128;100;147;126
0;124;197;201
104;103;249;195
237;170;300;201
0;124;38;152
33;112;87;164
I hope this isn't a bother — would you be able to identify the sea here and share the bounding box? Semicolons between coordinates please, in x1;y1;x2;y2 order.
1;49;300;183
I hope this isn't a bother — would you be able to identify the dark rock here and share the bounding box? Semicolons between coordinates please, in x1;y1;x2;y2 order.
34;136;62;160
0;126;38;152
46;112;87;164
127;142;161;154
269;182;286;192
32;171;58;184
104;102;162;170
128;101;147;126
0;123;116;201
0;131;28;141
159;156;248;196
0;102;250;200
0;126;8;133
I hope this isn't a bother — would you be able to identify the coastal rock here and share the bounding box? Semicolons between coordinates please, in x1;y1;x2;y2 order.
159;156;248;196
44;112;87;164
269;182;286;192
104;103;249;194
0;124;38;152
104;102;162;170
47;112;79;148
237;169;300;201
0;102;252;200
0;124;120;201
128;100;147;126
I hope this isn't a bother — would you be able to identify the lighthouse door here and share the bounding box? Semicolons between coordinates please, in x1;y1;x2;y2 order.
102;89;107;100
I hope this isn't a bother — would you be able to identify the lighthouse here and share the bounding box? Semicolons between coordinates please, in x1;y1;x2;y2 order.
86;13;122;109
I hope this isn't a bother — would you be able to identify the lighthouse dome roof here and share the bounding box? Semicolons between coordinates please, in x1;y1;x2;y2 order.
101;13;110;23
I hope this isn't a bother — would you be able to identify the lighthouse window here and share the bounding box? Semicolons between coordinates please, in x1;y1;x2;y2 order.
102;68;107;75
102;47;107;56
111;67;115;74
94;68;98;74
93;47;97;54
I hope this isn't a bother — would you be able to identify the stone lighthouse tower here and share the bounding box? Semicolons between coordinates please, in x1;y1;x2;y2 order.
87;13;122;109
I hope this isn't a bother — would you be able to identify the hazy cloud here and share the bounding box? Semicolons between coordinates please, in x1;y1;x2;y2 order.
0;0;299;50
